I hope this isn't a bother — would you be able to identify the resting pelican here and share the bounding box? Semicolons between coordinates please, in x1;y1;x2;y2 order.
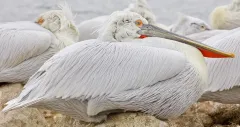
187;30;227;42
2;11;233;123
0;3;79;83
196;27;240;104
210;0;240;30
77;0;167;41
169;13;211;36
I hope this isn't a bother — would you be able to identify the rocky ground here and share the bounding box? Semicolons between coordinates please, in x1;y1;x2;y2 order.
0;84;240;127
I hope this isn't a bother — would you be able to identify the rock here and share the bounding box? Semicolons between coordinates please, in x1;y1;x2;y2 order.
0;83;48;127
96;113;169;127
212;125;240;127
0;108;48;127
167;102;240;127
44;112;168;127
0;83;23;110
209;105;240;125
46;114;95;127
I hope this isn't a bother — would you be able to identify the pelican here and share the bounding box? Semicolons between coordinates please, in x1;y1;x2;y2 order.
169;13;211;36
2;11;234;123
77;0;167;41
210;0;240;30
0;3;79;83
187;30;227;42
196;27;240;104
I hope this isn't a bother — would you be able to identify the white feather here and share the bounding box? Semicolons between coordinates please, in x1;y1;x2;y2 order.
0;21;60;83
210;0;240;30
199;27;240;104
187;30;227;42
57;1;76;23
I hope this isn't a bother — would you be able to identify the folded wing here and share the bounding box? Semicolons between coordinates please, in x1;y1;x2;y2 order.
0;22;53;70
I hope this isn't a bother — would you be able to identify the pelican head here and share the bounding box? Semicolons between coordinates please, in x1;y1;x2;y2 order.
35;3;79;46
126;8;156;25
98;11;148;42
169;14;211;36
124;0;157;25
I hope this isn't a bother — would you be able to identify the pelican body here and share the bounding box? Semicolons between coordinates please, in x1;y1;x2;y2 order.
182;28;240;104
210;0;240;30
2;11;233;122
187;30;227;42
0;21;60;83
0;4;79;83
198;27;240;103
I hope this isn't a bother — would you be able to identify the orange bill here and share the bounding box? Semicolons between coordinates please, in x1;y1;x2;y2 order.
139;35;147;39
198;48;235;58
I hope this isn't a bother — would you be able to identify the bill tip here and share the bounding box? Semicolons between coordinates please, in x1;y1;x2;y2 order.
229;53;235;58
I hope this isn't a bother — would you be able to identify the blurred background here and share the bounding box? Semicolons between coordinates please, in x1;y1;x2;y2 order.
0;0;229;25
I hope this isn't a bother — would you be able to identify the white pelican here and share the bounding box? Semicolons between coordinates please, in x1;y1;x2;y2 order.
196;27;240;103
0;3;79;83
187;30;227;42
210;0;240;30
2;11;234;123
77;0;167;41
169;13;211;36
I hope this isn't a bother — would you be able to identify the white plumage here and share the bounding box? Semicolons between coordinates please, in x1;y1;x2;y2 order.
3;11;232;123
198;27;240;103
77;16;108;41
187;30;227;42
169;13;211;36
0;22;58;83
210;0;240;30
0;3;79;83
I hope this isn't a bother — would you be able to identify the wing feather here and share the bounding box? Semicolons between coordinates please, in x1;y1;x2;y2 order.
187;30;227;42
203;28;240;92
11;39;187;105
0;22;53;70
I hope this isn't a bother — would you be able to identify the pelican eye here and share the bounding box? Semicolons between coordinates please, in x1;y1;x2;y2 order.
201;25;206;30
135;19;143;27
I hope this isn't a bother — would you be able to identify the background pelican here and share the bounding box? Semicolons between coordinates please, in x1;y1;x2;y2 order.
2;11;233;123
187;30;227;42
210;0;240;30
169;13;211;36
77;0;167;41
197;27;240;104
0;3;79;83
